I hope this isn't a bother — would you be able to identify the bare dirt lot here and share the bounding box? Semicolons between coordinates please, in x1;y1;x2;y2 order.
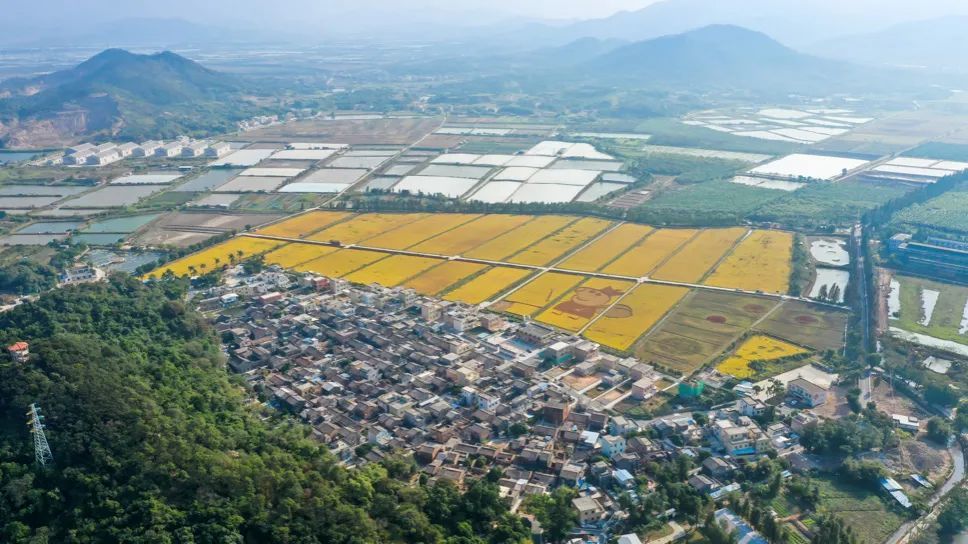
237;118;442;146
134;211;285;247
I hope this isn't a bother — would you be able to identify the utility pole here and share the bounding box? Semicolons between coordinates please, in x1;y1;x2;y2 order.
27;404;53;468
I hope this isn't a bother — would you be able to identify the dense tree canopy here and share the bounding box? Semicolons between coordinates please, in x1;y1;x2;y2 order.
0;278;529;543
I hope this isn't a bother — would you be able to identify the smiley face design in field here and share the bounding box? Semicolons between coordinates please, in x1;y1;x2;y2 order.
554;285;632;319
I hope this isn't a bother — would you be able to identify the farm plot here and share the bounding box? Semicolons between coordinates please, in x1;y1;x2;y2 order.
263;243;338;269
418;164;492;179
891;275;968;345
507;217;613;266
294;249;387;278
651;227;747;283
344;254;443;286
810;478;905;544
495;272;586;317
583;284;689;351
536;277;636;332
0;185;87;196
255;211;351;238
362;213;481;250
558;223;654;272
402;261;487;296
635;291;780;375
214;176;287;192
716;335;810;379
148;237;284;277
705;230;793;294
443;267;535;305
80;214;160;234
393;176;478;198
891;181;968;234
174;169;241;192
0;196;63;208
755;301;848;351
463;216;576;261
410;214;533;255
601;229;697;277
306;213;428;244
62;185;165;208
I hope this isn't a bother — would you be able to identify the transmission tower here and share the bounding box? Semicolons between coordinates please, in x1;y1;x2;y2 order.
26;404;53;467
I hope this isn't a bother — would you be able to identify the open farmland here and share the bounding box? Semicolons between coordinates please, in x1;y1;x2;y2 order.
255;211;350;238
651;227;747;283
756;301;849;351
495;272;585;317
148;237;284;278
583;284;689;351
752;180;911;227
507;217;613;266
715;335;810;379
294;249;387;277
535;277;636;332
636;180;784;223
306;213;427;244
558;223;654;272
363;214;481;250
263;243;338;269
635;291;780;375
463;216;576;261
409;214;532;255
443;267;535;305
401;261;487;296
236;117;441;145
706;230;793;293
344;255;442;286
890;274;968;345
62;185;166;208
601;229;697;277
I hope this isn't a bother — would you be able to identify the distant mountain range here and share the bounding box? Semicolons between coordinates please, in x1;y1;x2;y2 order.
808;16;968;73
0;49;250;148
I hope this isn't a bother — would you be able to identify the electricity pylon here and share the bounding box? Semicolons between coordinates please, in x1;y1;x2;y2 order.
26;404;53;467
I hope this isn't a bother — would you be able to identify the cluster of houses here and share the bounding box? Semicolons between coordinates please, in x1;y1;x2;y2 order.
43;139;231;166
183;266;864;542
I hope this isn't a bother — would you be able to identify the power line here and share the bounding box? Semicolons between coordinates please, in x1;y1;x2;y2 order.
26;404;53;468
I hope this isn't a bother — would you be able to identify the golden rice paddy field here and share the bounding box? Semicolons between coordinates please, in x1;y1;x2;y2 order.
401;261;488;296
344;254;443;286
507;217;614;266
496;272;585;316
294;249;387;277
558;223;654;273
535;277;635;332
583;284;690;351
715;335;808;378
363;213;481;250
463;215;576;261
651;227;747;283
149;237;284;277
705;230;793;294
255;211;351;238
410;214;533;255
306;213;427;244
443;266;535;305
601;229;696;277
263;243;338;269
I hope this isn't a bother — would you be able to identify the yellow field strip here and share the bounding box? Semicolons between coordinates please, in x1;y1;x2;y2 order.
402;261;488;296
294;249;388;278
583;283;690;351
306;213;429;244
508;217;614;266
463;215;577;261
497;272;586;316
651;227;747;283
558;223;654;272
410;214;534;255
147;237;285;278
601;229;697;277
705;230;793;294
443;267;536;305
535;277;636;332
363;213;482;250
263;243;339;269
255;210;352;238
344;254;444;286
715;335;808;378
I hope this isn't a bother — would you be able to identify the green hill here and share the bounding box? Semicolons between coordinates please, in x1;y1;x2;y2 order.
0;278;530;543
0;49;255;146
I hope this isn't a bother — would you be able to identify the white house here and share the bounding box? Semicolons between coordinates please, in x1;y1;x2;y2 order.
155;142;183;157
134;141;163;157
205;142;231;157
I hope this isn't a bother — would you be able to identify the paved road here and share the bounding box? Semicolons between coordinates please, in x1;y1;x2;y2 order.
884;441;965;544
241;231;846;310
